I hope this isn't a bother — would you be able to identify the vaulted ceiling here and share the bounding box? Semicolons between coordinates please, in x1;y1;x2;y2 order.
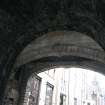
1;0;105;50
1;0;105;101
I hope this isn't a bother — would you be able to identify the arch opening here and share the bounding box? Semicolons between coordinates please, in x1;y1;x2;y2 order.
22;67;105;105
3;31;105;105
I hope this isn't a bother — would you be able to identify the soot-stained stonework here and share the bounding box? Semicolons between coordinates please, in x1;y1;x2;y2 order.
1;0;105;104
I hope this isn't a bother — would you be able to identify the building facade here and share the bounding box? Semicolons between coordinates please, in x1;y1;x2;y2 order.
23;68;105;105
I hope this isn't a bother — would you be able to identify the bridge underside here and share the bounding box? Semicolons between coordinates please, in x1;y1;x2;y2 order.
1;0;105;104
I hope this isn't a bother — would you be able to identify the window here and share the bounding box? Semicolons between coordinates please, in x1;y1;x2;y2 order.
24;75;41;105
83;101;85;105
87;102;90;105
60;93;66;105
45;82;53;105
74;98;77;105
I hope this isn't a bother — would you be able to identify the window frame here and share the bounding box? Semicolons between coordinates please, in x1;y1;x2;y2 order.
45;82;54;105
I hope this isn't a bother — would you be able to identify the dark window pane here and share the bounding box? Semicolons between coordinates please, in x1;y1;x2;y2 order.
45;83;53;105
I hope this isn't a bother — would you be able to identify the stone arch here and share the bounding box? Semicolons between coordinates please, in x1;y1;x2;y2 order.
1;1;105;104
15;31;105;67
2;31;105;105
11;31;105;105
17;56;105;105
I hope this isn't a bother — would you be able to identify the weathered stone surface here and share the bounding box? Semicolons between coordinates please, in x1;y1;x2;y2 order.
15;31;105;67
1;0;105;104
